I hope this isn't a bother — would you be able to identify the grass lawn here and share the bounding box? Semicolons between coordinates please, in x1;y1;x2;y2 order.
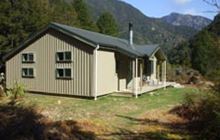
20;87;201;139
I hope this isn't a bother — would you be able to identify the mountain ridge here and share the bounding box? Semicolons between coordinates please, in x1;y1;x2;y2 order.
161;12;212;30
83;0;198;52
66;0;211;53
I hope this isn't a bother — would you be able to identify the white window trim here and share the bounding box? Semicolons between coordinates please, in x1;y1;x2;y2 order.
56;51;72;63
21;52;35;63
56;68;73;79
21;67;35;78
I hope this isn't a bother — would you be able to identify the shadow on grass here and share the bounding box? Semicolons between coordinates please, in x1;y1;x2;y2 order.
169;105;205;135
0;99;200;140
110;113;197;140
0;101;96;140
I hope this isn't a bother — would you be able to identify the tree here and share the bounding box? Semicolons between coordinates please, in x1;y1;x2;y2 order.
0;0;83;53
0;0;50;52
72;0;97;31
203;0;220;11
50;0;79;27
96;12;119;37
168;41;191;66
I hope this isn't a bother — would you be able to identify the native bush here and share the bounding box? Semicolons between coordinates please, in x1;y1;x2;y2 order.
182;91;220;140
7;82;25;100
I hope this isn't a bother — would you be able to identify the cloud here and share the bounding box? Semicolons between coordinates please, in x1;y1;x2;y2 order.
174;0;192;5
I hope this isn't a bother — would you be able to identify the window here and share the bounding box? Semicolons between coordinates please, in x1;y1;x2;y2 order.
56;51;72;62
22;68;34;78
56;68;72;79
22;53;34;63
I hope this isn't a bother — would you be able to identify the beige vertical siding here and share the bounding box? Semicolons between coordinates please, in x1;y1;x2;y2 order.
97;50;118;96
6;29;93;97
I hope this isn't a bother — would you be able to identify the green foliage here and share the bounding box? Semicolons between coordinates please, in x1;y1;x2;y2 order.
72;0;97;31
191;30;220;75
168;41;191;66
7;82;25;99
169;14;220;81
187;14;220;80
182;91;220;140
0;0;50;52
96;12;119;36
49;0;79;27
85;0;198;49
0;0;203;60
0;0;99;54
210;70;220;93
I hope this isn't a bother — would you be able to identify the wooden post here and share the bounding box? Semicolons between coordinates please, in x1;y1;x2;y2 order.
162;60;167;89
135;58;138;98
140;60;143;91
157;64;160;82
132;59;135;94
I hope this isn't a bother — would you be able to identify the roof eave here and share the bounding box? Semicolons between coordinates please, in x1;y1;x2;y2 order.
49;24;97;48
99;45;139;58
149;47;167;61
3;24;99;62
3;23;153;62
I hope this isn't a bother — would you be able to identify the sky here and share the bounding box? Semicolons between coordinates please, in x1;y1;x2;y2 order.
121;0;218;20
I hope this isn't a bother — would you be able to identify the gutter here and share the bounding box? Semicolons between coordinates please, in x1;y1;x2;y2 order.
93;44;100;100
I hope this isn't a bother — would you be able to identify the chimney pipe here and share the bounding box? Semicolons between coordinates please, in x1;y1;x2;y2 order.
129;22;133;45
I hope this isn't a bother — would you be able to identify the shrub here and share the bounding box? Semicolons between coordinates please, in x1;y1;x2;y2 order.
182;92;220;140
7;82;25;100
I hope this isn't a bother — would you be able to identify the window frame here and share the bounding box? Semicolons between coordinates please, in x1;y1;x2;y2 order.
22;53;35;63
21;68;35;78
56;51;72;63
56;68;72;80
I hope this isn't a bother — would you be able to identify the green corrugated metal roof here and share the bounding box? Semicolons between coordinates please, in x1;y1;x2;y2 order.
3;22;166;61
50;23;142;57
135;44;159;57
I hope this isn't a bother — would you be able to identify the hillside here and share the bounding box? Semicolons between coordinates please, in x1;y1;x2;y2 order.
0;0;211;58
161;12;211;30
81;0;198;53
190;14;220;77
169;14;220;79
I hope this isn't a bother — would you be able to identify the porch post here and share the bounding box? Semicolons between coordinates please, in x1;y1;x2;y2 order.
157;64;160;81
153;57;157;80
140;60;143;91
151;56;157;80
162;60;167;89
135;58;138;98
132;59;135;94
150;60;154;80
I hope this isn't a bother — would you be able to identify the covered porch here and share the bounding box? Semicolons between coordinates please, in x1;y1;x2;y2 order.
116;45;168;97
131;57;167;97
